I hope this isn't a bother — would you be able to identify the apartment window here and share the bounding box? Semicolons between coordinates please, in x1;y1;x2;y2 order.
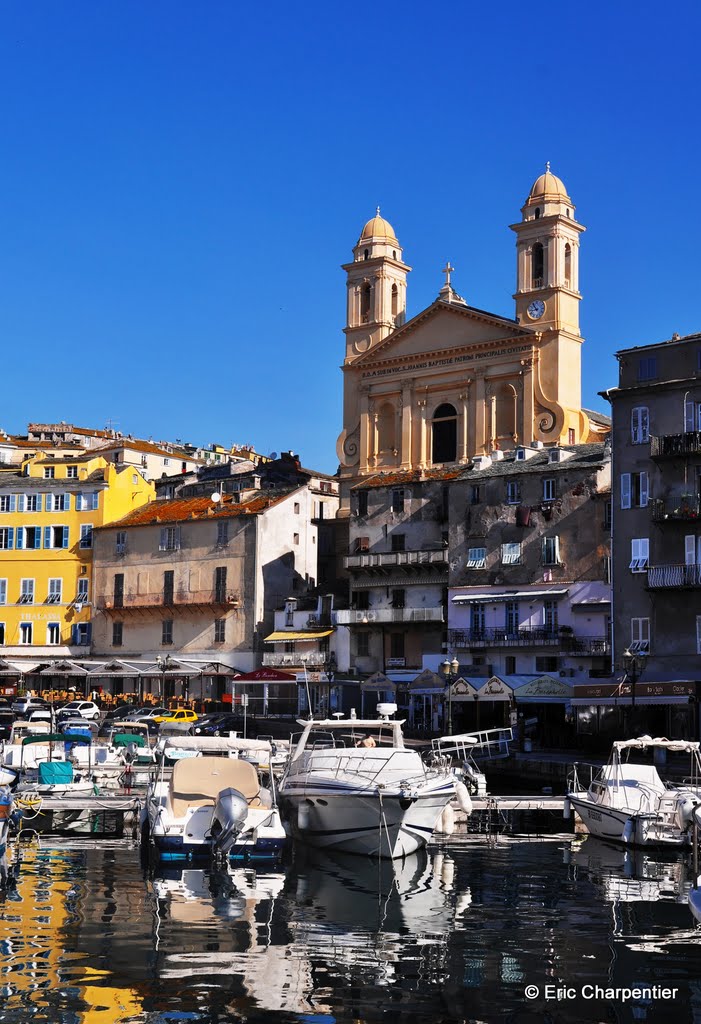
543;599;558;633
47;493;68;512
114;573;125;608
0;528;13;550
293;502;300;514
112;622;123;647
163;571;174;607
215;566;227;603
391;533;406;553
216;520;229;546
0;580;5;605
620;472;649;509
604;501;612;531
629;538;649;572
568;428;576;445
163;458;170;467
284;641;295;653
0;496;13;513
66;466;78;479
470;604;485;634
354;537;369;554
73;623;91;646
467;547;486;569
357;632;370;657
214;618;226;643
685;535;701;565
392;489;405;514
355;590;370;611
19;579;35;604
116;530;127;555
391;588;405;609
77;578;89;602
80;525;93;549
542;536;561;565
390;632;405;659
19;622;33;645
47;578;62;604
293;533;300;545
45;525;69;549
631;407;650;444
542;478;556;502
470;485;480;505
75;493;88;511
506;481;521;504
505;655;516;675
159;526;180;551
630;617;650;652
25;494;42;512
43;467;55;479
357;491;368;517
505;601;519;635
17;527;42;550
535;656;558;672
162;620;174;645
47;622;61;646
638;356;657;381
501;542;521;565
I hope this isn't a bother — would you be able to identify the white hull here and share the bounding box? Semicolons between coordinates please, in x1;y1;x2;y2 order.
568;793;690;848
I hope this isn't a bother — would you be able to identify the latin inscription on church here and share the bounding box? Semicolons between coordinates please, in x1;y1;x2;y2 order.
360;345;532;379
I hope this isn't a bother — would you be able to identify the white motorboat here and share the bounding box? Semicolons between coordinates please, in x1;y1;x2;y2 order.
15;734;97;797
278;704;464;859
141;736;287;862
567;736;701;848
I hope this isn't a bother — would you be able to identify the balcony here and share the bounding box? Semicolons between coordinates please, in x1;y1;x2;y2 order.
650;497;701;523
344;549;448;575
335;608;444;625
262;652;328;668
647;563;701;589
448;627;610;655
651;432;701;458
97;590;241;613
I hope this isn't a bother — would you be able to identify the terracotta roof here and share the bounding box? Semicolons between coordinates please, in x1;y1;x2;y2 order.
96;438;201;460
3;437;84;450
69;426;113;437
97;490;292;529
352;467;464;490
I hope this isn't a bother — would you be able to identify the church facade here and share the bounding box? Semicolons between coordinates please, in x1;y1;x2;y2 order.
336;168;605;511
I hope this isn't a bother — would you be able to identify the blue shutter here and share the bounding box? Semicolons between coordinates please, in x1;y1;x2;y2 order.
8;495;15;512
16;528;23;550
62;526;69;549
70;625;78;646
16;495;25;513
84;623;92;646
6;527;13;550
36;494;43;512
91;491;99;510
44;526;51;549
45;494;53;512
63;493;71;511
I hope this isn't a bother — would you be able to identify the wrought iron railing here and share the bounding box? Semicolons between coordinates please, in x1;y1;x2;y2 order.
647;563;701;588
650;498;701;522
650;432;701;458
448;627;610;654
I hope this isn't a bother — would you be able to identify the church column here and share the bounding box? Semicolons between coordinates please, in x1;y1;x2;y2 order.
400;379;413;469
485;381;496;449
517;243;528;294
548;233;559;287
520;357;535;444
418;395;430;468
369;402;379;468
359;387;370;473
458;385;471;463
472;370;486;455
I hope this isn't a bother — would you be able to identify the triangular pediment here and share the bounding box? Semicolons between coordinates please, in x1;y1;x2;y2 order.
352;299;535;368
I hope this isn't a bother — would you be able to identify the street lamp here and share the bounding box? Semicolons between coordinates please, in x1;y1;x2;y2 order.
156;654;174;704
622;648;647;726
441;656;460;736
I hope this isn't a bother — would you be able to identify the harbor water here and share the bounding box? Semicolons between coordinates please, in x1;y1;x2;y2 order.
0;815;700;1024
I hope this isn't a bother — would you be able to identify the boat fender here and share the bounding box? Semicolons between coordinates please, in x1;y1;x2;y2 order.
455;781;472;816
563;797;571;820
439;804;455;836
297;802;311;831
622;817;634;844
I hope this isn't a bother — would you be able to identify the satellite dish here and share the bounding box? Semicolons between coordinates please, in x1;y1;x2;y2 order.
269;452;278;460
211;492;221;503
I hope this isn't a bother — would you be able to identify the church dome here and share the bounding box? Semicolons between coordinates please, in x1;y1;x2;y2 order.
359;209;398;243
528;165;570;202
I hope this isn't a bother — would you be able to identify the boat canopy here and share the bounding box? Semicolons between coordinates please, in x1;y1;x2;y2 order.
22;733;91;746
164;736;272;754
613;735;700;753
112;733;147;748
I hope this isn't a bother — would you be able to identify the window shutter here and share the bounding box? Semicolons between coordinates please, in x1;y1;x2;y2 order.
685;535;697;565
641;407;649;441
541;537;547;561
70;624;78;646
639;472;649;508
554;536;560;563
159;528;167;551
84;623;92;645
175;526;181;549
62;526;69;549
685;397;695;432
6;528;13;550
16;528;23;550
8;495;15;513
46;494;53;512
91;491;99;510
17;495;25;513
43;526;51;549
63;493;71;511
631;408;639;443
620;474;631;509
697;616;701;655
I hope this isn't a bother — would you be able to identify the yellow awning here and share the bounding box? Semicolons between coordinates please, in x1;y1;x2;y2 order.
264;629;335;643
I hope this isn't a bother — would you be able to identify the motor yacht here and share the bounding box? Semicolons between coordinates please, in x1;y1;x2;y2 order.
278;704;465;859
567;736;701;848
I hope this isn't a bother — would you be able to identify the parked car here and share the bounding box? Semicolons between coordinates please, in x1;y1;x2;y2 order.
26;706;54;725
11;696;51;717
197;713;245;737
0;710;14;740
104;703;139;722
126;706;170;723
56;700;101;722
153;708;199;726
192;713;231;735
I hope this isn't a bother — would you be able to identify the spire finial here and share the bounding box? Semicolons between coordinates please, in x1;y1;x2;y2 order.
376;205;381;217
545;160;551;173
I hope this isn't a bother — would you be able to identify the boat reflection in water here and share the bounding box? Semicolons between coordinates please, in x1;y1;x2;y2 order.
568;835;690;904
149;846;469;1017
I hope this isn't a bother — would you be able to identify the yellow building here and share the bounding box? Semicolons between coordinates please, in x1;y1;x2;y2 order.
0;452;153;659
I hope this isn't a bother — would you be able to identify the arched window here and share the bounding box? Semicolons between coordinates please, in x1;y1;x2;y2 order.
532;242;544;288
564;243;572;287
364;248;369;260
377;402;396;452
495;384;517;440
432;403;457;464
534;208;540;219
360;283;371;323
391;284;399;320
392;250;397;260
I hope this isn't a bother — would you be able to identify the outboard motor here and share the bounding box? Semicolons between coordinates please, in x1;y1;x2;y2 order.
210;787;249;858
675;793;698;832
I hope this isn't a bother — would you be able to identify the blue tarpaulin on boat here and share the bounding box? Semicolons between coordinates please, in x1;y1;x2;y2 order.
38;761;73;785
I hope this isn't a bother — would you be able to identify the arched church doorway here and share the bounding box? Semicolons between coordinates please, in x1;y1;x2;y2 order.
432;403;457;464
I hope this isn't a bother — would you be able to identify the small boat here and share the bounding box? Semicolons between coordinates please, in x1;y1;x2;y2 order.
16;734;97;797
141;736;287;862
567;736;701;848
278;704;464;859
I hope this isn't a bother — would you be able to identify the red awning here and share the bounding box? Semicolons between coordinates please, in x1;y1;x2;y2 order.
235;668;297;682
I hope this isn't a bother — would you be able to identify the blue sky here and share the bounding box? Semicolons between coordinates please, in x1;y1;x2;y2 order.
1;2;700;473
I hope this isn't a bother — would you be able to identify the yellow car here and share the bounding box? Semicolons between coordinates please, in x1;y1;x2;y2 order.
152;708;199;725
